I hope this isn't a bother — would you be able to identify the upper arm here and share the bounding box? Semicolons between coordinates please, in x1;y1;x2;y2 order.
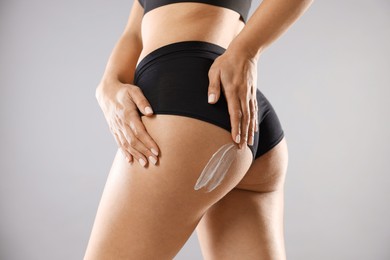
121;0;144;41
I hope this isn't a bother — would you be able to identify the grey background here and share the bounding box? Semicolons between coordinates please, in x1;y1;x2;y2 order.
1;0;389;259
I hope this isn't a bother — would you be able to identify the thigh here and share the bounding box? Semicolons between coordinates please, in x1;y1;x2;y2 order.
83;115;253;260
196;137;288;260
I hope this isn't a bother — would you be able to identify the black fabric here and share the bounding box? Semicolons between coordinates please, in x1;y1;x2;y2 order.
137;0;251;23
133;41;284;161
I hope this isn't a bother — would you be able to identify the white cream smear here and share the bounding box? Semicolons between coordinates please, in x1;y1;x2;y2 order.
194;142;238;192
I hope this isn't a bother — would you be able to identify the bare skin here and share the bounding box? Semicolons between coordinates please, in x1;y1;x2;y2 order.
87;0;313;259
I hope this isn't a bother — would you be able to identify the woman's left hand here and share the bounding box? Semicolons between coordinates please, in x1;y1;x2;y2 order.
207;45;259;149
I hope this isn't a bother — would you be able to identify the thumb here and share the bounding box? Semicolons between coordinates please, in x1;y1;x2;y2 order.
208;69;221;104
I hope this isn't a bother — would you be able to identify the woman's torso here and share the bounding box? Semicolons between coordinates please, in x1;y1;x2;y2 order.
136;2;248;67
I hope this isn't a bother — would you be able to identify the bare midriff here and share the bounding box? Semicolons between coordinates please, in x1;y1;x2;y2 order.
136;2;246;67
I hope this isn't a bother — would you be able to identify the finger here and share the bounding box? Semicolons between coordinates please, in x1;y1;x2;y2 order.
254;97;259;132
126;143;158;167
225;91;242;145
121;128;151;167
114;105;159;166
239;100;250;149
248;98;256;146
115;115;133;146
248;85;256;144
113;118;149;167
115;127;133;162
120;142;134;164
113;115;131;149
120;143;133;163
128;111;160;157
207;67;221;104
110;125;132;163
130;121;158;164
128;85;154;116
121;118;159;167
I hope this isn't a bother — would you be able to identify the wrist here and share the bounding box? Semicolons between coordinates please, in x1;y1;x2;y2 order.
227;36;264;61
95;78;121;106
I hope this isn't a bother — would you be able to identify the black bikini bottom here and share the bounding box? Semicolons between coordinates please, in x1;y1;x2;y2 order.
133;40;284;161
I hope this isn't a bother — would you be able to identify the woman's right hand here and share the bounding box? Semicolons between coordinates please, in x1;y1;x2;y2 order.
95;81;160;167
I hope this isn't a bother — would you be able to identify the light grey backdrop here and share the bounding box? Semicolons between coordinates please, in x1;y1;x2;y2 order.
1;0;389;259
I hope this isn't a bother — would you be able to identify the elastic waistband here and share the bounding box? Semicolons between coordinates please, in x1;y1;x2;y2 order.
134;41;226;81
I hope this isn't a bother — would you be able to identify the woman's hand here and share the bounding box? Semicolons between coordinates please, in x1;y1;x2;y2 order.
95;81;160;167
207;46;259;149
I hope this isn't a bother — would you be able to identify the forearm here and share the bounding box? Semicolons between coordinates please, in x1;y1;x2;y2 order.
98;34;143;88
229;0;314;59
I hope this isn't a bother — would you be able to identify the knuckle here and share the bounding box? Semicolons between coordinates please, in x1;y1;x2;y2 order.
122;142;129;150
116;133;124;143
208;66;217;75
242;108;249;117
130;84;140;92
129;138;137;147
250;106;256;114
128;110;140;118
242;110;250;121
121;109;130;118
126;145;136;155
129;86;140;97
135;129;146;139
142;146;152;156
230;110;242;118
243;119;250;128
245;117;251;126
122;131;130;140
131;128;139;137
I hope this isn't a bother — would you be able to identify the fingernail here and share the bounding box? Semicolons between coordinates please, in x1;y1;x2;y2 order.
151;148;159;156
235;134;240;143
208;93;215;103
138;158;146;167
149;156;157;165
145;106;153;114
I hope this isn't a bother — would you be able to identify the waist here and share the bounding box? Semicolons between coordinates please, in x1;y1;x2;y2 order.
138;4;244;65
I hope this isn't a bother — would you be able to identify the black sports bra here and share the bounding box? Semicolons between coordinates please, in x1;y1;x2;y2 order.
137;0;252;24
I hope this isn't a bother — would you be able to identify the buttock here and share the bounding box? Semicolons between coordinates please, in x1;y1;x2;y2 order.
133;40;284;162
